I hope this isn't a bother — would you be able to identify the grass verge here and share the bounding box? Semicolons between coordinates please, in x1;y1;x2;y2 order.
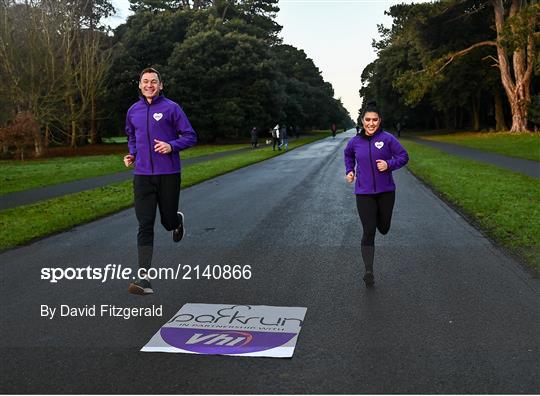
422;131;540;162
402;140;539;272
0;144;247;196
0;134;326;250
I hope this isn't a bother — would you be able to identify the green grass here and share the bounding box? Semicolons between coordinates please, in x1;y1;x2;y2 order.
402;140;540;271
0;134;326;250
102;136;128;144
423;132;540;162
0;144;246;196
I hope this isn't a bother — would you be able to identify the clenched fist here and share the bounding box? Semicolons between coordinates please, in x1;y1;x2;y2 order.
154;139;172;154
376;159;388;172
124;154;135;167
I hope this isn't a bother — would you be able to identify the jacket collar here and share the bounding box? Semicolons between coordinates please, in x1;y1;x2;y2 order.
139;93;165;105
358;126;383;139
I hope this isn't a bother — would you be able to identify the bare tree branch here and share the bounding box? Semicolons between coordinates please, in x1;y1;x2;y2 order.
435;40;497;74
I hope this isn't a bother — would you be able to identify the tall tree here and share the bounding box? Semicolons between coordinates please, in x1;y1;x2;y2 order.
396;0;539;132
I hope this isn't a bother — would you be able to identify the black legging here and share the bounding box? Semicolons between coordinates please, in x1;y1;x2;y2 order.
134;173;181;270
356;191;395;272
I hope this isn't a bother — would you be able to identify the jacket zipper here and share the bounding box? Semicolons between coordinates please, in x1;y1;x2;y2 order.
368;137;376;192
146;102;154;174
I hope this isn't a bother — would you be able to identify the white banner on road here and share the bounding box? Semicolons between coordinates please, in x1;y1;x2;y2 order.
141;303;307;358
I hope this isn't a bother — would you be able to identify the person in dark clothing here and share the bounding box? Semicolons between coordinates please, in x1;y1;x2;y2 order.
250;127;258;149
279;124;288;151
396;121;403;137
331;123;337;138
124;68;197;295
271;124;280;151
344;101;408;288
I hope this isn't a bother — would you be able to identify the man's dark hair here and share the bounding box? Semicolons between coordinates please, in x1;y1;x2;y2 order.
139;67;162;82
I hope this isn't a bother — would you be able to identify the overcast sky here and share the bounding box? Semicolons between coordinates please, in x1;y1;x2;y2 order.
105;0;430;119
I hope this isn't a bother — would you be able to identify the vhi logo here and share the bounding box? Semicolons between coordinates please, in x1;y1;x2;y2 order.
186;331;253;347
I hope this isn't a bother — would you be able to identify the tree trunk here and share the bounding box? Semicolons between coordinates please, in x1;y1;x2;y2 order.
471;97;480;131
491;0;535;132
494;91;507;131
34;126;43;157
90;93;97;144
69;95;77;147
45;125;50;147
508;97;529;132
34;137;42;157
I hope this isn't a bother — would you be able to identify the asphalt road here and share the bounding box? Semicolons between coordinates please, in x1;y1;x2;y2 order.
1;131;538;393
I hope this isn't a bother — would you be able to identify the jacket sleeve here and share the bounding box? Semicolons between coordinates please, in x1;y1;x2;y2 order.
344;138;356;175
386;136;409;171
168;105;197;152
125;109;136;156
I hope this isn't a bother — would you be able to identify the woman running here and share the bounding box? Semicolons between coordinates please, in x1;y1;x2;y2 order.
344;101;409;287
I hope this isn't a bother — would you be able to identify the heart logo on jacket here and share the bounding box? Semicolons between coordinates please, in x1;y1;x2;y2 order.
375;141;384;149
153;113;163;121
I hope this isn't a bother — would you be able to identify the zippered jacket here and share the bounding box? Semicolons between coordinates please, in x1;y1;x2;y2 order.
126;94;197;175
344;128;408;194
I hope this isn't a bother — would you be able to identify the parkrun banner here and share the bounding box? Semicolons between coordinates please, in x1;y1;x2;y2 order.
141;303;307;358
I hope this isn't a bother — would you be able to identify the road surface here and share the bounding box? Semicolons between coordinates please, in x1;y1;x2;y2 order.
1;131;538;393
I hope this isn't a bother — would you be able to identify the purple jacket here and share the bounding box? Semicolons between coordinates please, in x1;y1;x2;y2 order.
126;95;197;175
344;129;409;194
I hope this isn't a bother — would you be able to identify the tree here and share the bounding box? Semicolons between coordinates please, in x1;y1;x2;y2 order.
166;18;282;140
0;0;114;154
105;0;349;141
396;0;539;132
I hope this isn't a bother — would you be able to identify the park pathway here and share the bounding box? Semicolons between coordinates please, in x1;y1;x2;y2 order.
408;136;540;179
0;146;252;211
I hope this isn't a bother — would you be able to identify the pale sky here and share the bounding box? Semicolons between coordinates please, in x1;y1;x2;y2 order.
105;0;430;119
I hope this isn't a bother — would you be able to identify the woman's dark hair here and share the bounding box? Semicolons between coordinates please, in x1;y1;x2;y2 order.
358;100;381;124
364;100;380;115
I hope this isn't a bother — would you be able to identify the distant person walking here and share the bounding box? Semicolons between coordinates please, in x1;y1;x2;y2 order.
272;124;280;151
331;123;337;138
124;67;197;295
279;124;288;151
344;101;408;288
396;121;403;137
250;126;258;149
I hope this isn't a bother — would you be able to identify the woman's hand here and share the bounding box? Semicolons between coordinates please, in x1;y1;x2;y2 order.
123;154;135;167
154;139;172;154
346;171;355;183
376;159;388;172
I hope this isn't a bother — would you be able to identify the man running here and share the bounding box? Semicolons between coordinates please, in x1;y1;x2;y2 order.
124;67;197;295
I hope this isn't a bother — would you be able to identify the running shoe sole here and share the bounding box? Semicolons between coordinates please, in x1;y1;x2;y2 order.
128;283;154;295
173;212;185;242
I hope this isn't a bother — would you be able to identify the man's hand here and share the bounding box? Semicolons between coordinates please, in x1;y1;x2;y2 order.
124;154;135;167
346;171;355;183
154;139;172;154
376;159;388;172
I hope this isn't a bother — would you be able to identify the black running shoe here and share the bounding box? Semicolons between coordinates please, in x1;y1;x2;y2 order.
363;271;375;288
128;278;154;295
173;212;185;242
